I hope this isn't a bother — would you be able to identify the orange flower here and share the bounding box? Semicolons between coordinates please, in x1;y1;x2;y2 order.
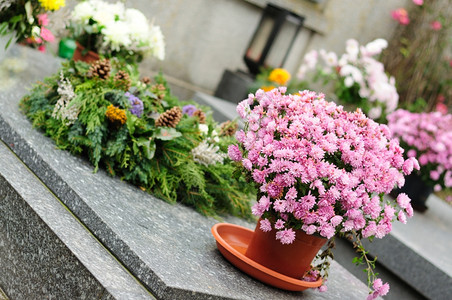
268;68;291;85
106;104;127;125
261;85;276;92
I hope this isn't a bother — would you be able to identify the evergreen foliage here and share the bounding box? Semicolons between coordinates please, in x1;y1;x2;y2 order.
20;60;254;219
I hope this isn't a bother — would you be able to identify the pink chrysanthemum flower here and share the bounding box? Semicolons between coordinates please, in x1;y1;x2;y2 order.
259;219;272;232
231;88;417;295
275;228;295;244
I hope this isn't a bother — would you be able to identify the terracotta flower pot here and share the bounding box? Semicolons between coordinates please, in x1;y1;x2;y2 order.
211;222;324;291
245;220;327;279
72;42;100;63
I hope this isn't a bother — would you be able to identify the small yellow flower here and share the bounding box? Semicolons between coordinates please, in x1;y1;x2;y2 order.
261;85;276;92
268;68;291;85
106;105;127;125
39;0;65;11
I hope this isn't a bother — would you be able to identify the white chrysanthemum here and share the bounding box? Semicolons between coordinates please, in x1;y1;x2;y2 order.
70;0;165;60
102;21;132;51
340;64;363;85
303;50;318;69
191;141;226;166
368;106;382;119
345;39;359;61
92;0;124;25
364;38;388;57
148;25;165;60
71;1;94;21
320;49;338;67
126;9;150;45
125;8;148;30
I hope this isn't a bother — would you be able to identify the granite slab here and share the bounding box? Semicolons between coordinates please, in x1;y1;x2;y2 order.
0;140;153;299
0;45;372;299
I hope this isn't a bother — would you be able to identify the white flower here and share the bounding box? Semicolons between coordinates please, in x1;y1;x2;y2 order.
303;50;318;69
368;106;382;119
52;72;79;125
323;51;338;67
191;141;226;166
364;38;388;57
359;87;370;98
345;39;359;61
297;65;308;80
93;0;124;25
102;21;132;51
338;53;349;67
70;0;165;60
125;9;149;41
340;64;363;84
148;25;165;60
344;76;354;88
71;1;93;21
198;124;209;135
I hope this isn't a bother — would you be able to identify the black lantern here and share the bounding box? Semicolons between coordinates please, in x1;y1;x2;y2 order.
244;4;305;75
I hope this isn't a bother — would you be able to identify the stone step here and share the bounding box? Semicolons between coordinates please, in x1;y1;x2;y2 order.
0;45;372;300
0;140;153;299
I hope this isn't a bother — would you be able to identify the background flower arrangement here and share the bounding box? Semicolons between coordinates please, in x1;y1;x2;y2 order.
382;0;452;113
67;0;165;64
20;59;254;218
296;38;399;123
387;109;452;201
228;87;418;298
0;0;64;51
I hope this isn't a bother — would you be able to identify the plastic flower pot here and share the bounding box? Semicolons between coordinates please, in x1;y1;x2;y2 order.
211;222;324;291
245;220;327;279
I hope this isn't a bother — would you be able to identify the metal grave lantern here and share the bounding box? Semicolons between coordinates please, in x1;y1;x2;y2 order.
244;4;305;75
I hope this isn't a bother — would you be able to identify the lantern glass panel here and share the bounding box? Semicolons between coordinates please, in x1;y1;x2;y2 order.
245;16;275;63
264;15;301;68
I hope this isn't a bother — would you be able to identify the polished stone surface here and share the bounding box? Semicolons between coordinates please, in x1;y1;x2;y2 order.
0;141;153;299
0;45;372;299
193;91;245;128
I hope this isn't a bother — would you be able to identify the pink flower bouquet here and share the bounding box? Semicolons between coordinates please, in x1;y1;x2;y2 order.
387;109;452;192
229;88;419;298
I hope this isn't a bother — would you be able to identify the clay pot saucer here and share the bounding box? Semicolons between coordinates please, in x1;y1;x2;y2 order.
211;223;323;291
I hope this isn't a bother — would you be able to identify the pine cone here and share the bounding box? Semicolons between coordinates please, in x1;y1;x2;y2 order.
155;106;182;128
141;76;152;85
192;109;206;124
89;59;111;80
151;83;166;99
220;121;238;136
114;70;132;91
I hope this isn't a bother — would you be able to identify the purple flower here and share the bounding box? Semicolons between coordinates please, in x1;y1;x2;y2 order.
182;104;197;116
125;92;143;117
